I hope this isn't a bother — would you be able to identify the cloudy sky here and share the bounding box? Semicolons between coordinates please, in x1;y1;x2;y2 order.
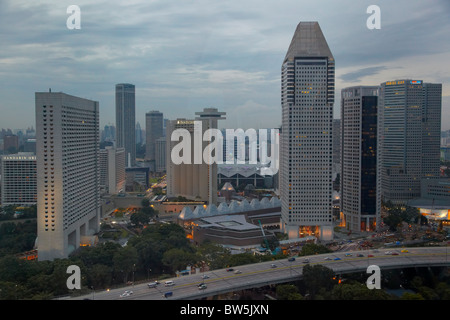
1;0;449;131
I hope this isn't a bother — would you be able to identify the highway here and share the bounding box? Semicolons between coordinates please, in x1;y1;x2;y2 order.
68;246;450;300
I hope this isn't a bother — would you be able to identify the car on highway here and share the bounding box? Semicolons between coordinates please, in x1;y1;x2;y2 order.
334;257;341;260
234;270;242;274
226;268;234;272
385;251;393;255
163;292;173;298
120;290;133;298
165;280;175;286
201;274;210;279
198;284;207;290
345;253;352;257
303;258;309;263
392;252;399;255
357;254;364;257
288;257;296;262
270;264;277;268
368;254;374;257
148;281;159;288
324;257;332;260
401;249;409;253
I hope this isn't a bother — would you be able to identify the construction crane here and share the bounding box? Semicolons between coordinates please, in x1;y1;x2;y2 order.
258;220;275;255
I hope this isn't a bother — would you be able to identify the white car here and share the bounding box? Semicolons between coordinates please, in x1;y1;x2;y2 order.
120;290;133;298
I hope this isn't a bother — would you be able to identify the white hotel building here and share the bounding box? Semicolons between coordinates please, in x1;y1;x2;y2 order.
35;92;101;261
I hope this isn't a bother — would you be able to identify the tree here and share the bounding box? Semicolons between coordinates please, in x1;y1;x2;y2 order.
298;243;332;256
331;281;391;300
302;264;336;298
113;246;138;283
162;248;198;273
276;284;303;300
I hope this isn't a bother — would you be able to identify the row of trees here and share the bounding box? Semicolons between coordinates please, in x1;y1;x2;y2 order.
275;264;450;300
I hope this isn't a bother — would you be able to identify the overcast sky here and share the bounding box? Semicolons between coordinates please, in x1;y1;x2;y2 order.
1;0;449;131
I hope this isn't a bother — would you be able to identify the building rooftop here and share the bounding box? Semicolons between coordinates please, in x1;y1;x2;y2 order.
284;21;334;62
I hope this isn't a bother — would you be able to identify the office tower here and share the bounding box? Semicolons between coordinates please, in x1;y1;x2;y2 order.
378;80;442;204
115;83;136;167
101;124;115;143
24;138;37;153
99;146;126;194
280;22;335;240
340;86;380;232
145;111;164;164
1;153;37;206
35;92;100;261
155;137;166;173
3;135;19;154
166;108;225;204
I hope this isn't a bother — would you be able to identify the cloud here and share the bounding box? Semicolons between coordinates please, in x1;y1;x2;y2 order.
339;66;389;83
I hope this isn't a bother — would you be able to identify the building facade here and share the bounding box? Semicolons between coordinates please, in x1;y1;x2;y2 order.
145;110;164;165
166;108;225;204
115;83;136;167
1;153;37;206
99;146;126;194
35;92;101;261
280;22;335;240
340;86;380;232
378;80;442;204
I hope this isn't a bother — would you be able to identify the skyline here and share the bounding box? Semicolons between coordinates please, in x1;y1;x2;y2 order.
1;0;450;131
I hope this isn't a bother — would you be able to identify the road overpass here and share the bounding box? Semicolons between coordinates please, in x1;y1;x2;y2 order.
68;246;449;300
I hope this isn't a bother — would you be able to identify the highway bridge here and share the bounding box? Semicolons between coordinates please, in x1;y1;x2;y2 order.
69;246;449;300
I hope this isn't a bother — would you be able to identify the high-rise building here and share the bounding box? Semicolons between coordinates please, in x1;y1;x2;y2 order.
115;83;136;167
35;92;100;261
145;111;164;164
280;22;335;240
136;121;143;145
340;86;380;232
1;153;37;206
155;137;166;173
166;108;225;204
99;146;126;194
3;135;19;154
378;80;442;204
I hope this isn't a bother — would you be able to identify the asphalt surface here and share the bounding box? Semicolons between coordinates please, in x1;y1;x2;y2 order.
67;246;450;300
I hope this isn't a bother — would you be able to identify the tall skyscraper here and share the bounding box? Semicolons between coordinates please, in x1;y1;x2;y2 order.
280;22;335;240
378;80;442;204
145;110;164;164
35;92;100;261
340;86;380;232
166;108;225;204
115;83;136;167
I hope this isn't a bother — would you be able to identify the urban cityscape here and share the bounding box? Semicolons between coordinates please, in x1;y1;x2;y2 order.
0;0;449;308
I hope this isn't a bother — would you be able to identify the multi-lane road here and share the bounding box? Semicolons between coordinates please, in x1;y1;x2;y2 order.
68;246;450;300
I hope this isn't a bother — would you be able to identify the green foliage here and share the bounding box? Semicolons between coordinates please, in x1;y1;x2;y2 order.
298;243;332;256
0;220;37;257
302;264;337;298
383;205;421;231
276;284;303;300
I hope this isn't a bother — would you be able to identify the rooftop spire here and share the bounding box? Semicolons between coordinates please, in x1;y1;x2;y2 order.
284;21;334;62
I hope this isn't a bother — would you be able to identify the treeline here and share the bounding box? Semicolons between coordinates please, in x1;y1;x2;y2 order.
0;222;285;300
275;264;450;300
